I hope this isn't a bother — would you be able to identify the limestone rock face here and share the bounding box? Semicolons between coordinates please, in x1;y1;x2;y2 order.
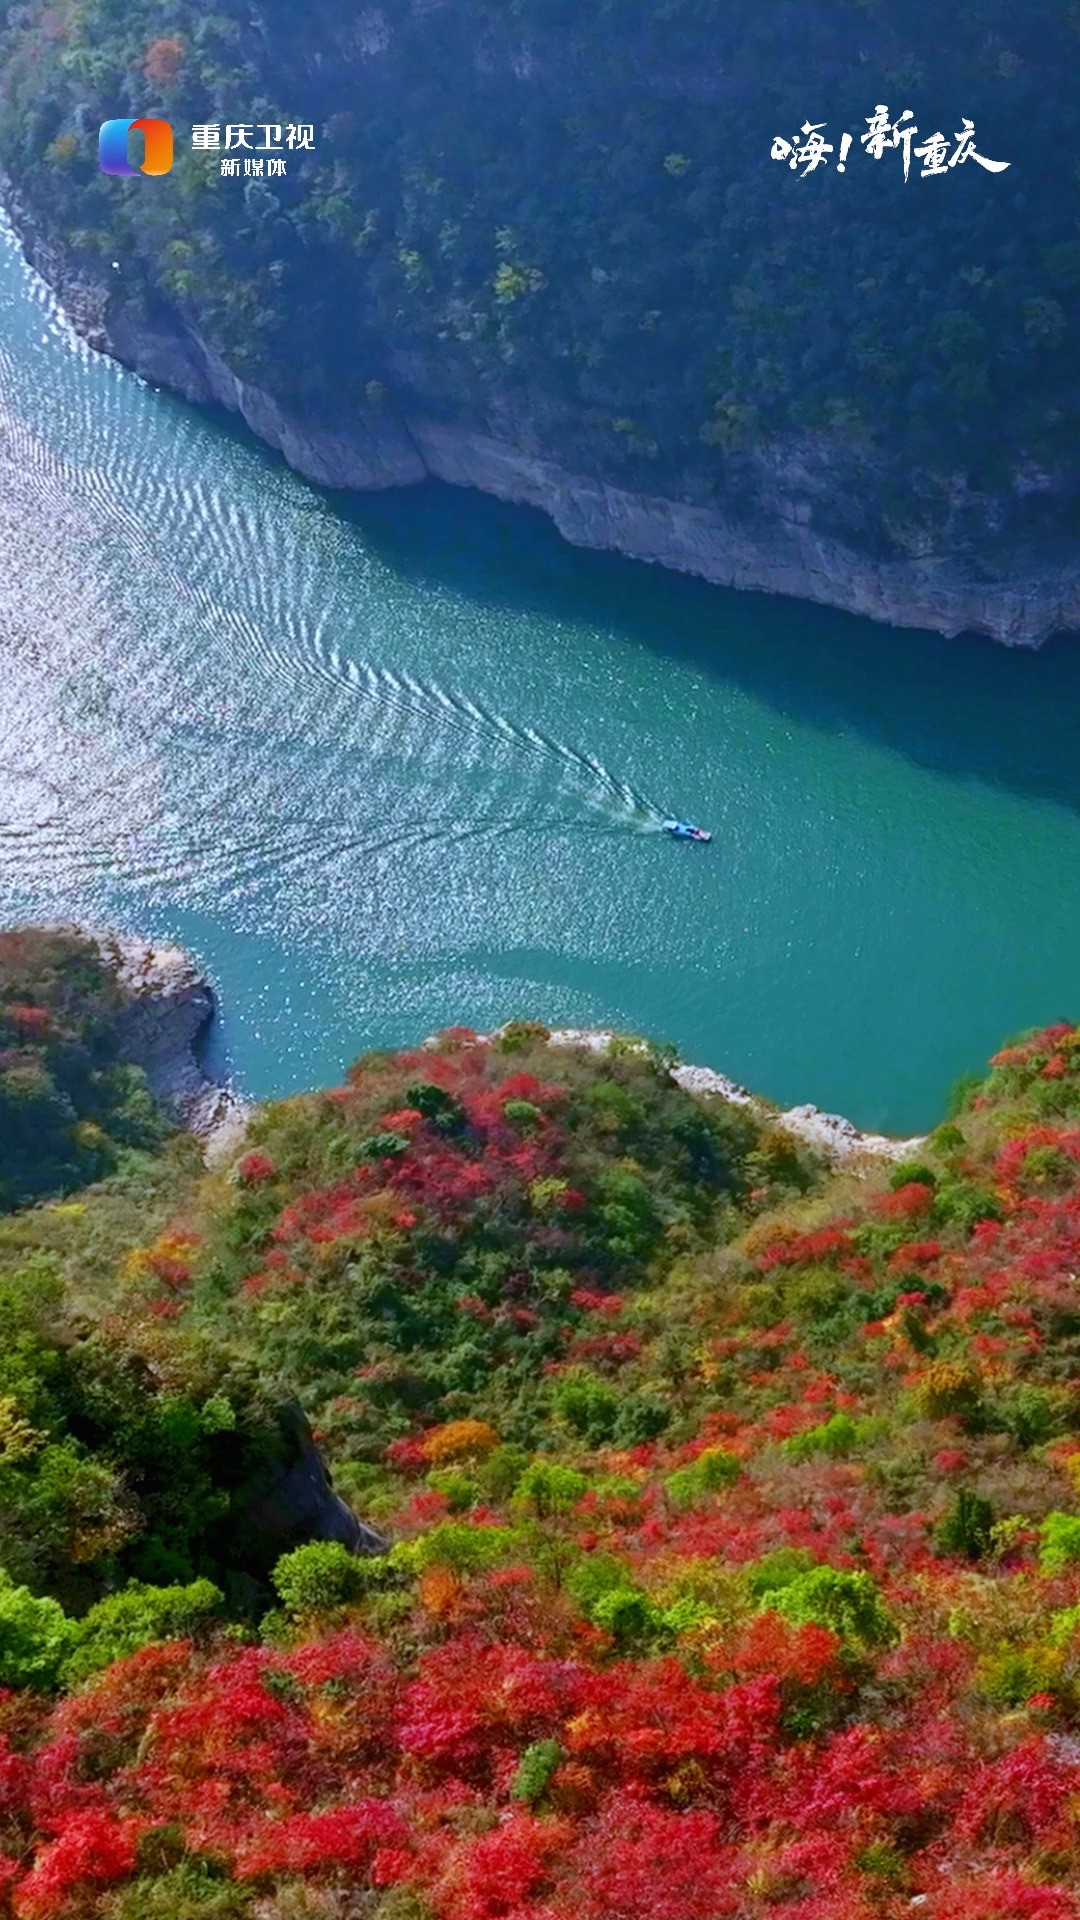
4;185;1077;649
80;926;253;1164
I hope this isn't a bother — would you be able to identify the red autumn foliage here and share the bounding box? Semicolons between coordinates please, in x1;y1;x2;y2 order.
237;1150;276;1185
5;1005;54;1041
13;1811;137;1918
875;1180;935;1220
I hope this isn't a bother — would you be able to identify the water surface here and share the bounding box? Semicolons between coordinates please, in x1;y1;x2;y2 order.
1;217;1078;1134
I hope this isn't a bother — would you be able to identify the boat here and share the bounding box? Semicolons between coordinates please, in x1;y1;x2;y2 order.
662;819;712;843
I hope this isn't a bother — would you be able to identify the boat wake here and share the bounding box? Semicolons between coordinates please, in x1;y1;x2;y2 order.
0;223;674;940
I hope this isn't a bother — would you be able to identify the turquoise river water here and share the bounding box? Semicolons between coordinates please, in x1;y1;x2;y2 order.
1;217;1078;1136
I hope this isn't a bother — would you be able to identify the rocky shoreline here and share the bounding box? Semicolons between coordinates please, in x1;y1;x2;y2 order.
80;927;253;1165
539;1027;925;1165
3;191;1077;648
80;927;923;1173
446;1024;924;1166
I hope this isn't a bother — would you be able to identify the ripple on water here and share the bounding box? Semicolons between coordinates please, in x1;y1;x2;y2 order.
2;211;1080;1133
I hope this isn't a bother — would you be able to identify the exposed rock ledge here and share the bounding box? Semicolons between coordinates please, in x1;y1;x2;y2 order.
471;1025;925;1165
4;193;1077;648
80;919;920;1174
77;926;253;1165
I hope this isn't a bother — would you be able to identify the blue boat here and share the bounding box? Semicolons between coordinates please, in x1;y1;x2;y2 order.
663;819;712;843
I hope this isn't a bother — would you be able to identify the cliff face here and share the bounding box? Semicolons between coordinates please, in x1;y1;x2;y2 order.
240;1405;387;1562
0;0;1076;644
79;924;253;1163
8;195;1078;649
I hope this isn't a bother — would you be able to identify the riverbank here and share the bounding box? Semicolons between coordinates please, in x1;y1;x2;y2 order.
530;1027;925;1164
85;927;924;1170
3;190;1076;649
79;927;253;1165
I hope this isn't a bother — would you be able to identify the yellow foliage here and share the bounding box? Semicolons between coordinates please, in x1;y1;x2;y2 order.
1060;1451;1080;1497
912;1359;984;1421
0;1395;43;1463
46;131;78;165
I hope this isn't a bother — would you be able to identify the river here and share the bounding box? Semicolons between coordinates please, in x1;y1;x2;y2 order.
1;217;1078;1135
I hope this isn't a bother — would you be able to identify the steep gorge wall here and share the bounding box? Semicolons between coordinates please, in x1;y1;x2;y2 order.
1;0;1076;643
7;190;1078;649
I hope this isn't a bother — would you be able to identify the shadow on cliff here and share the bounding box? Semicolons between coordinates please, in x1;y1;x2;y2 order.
323;475;1080;823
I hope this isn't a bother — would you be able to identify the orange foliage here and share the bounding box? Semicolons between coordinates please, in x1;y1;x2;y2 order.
143;36;184;85
421;1420;500;1464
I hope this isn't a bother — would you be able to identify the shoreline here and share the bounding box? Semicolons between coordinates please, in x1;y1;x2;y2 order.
73;925;925;1171
2;190;1077;649
539;1027;926;1164
74;926;254;1165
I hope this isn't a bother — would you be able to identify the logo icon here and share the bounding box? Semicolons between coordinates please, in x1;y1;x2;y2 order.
98;118;174;177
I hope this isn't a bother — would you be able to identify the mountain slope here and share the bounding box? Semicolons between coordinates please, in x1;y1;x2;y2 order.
0;1;1077;639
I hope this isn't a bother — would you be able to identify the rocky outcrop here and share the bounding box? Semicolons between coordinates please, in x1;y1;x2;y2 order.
79;926;254;1164
669;1067;926;1165
464;1025;925;1165
3;190;1076;649
241;1405;387;1561
404;423;1080;649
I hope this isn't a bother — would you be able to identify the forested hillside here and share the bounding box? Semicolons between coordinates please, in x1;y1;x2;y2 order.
0;1;1076;619
5;930;1080;1914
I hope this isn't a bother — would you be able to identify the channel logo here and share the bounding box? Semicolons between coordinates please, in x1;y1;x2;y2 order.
98;117;174;177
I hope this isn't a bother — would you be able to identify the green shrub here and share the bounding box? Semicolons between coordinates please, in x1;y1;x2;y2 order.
564;1553;671;1646
553;1370;618;1442
998;1384;1069;1449
592;1166;661;1262
745;1547;818;1601
510;1738;565;1804
889;1162;938;1191
589;1585;667;1645
111;1858;253;1918
584;1080;646;1133
512;1459;588;1517
928;1123;966;1155
769;1567;896;1648
478;1444;532;1502
1039;1511;1080;1575
359;1131;410;1160
426;1467;480;1512
1049;1603;1080;1647
408;1522;522;1575
62;1578;224;1685
979;1645;1062;1708
783;1413;860;1462
271;1541;364;1617
934;1489;995;1561
0;1567;75;1690
932;1180;1002;1231
854;1842;908;1887
611;1392;671;1445
664;1448;741;1507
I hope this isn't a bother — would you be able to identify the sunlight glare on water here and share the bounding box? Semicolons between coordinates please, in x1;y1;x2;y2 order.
1;214;1079;1133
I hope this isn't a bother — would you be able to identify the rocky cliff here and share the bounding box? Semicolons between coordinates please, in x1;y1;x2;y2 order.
0;0;1075;648
7;195;1078;649
80;924;253;1163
